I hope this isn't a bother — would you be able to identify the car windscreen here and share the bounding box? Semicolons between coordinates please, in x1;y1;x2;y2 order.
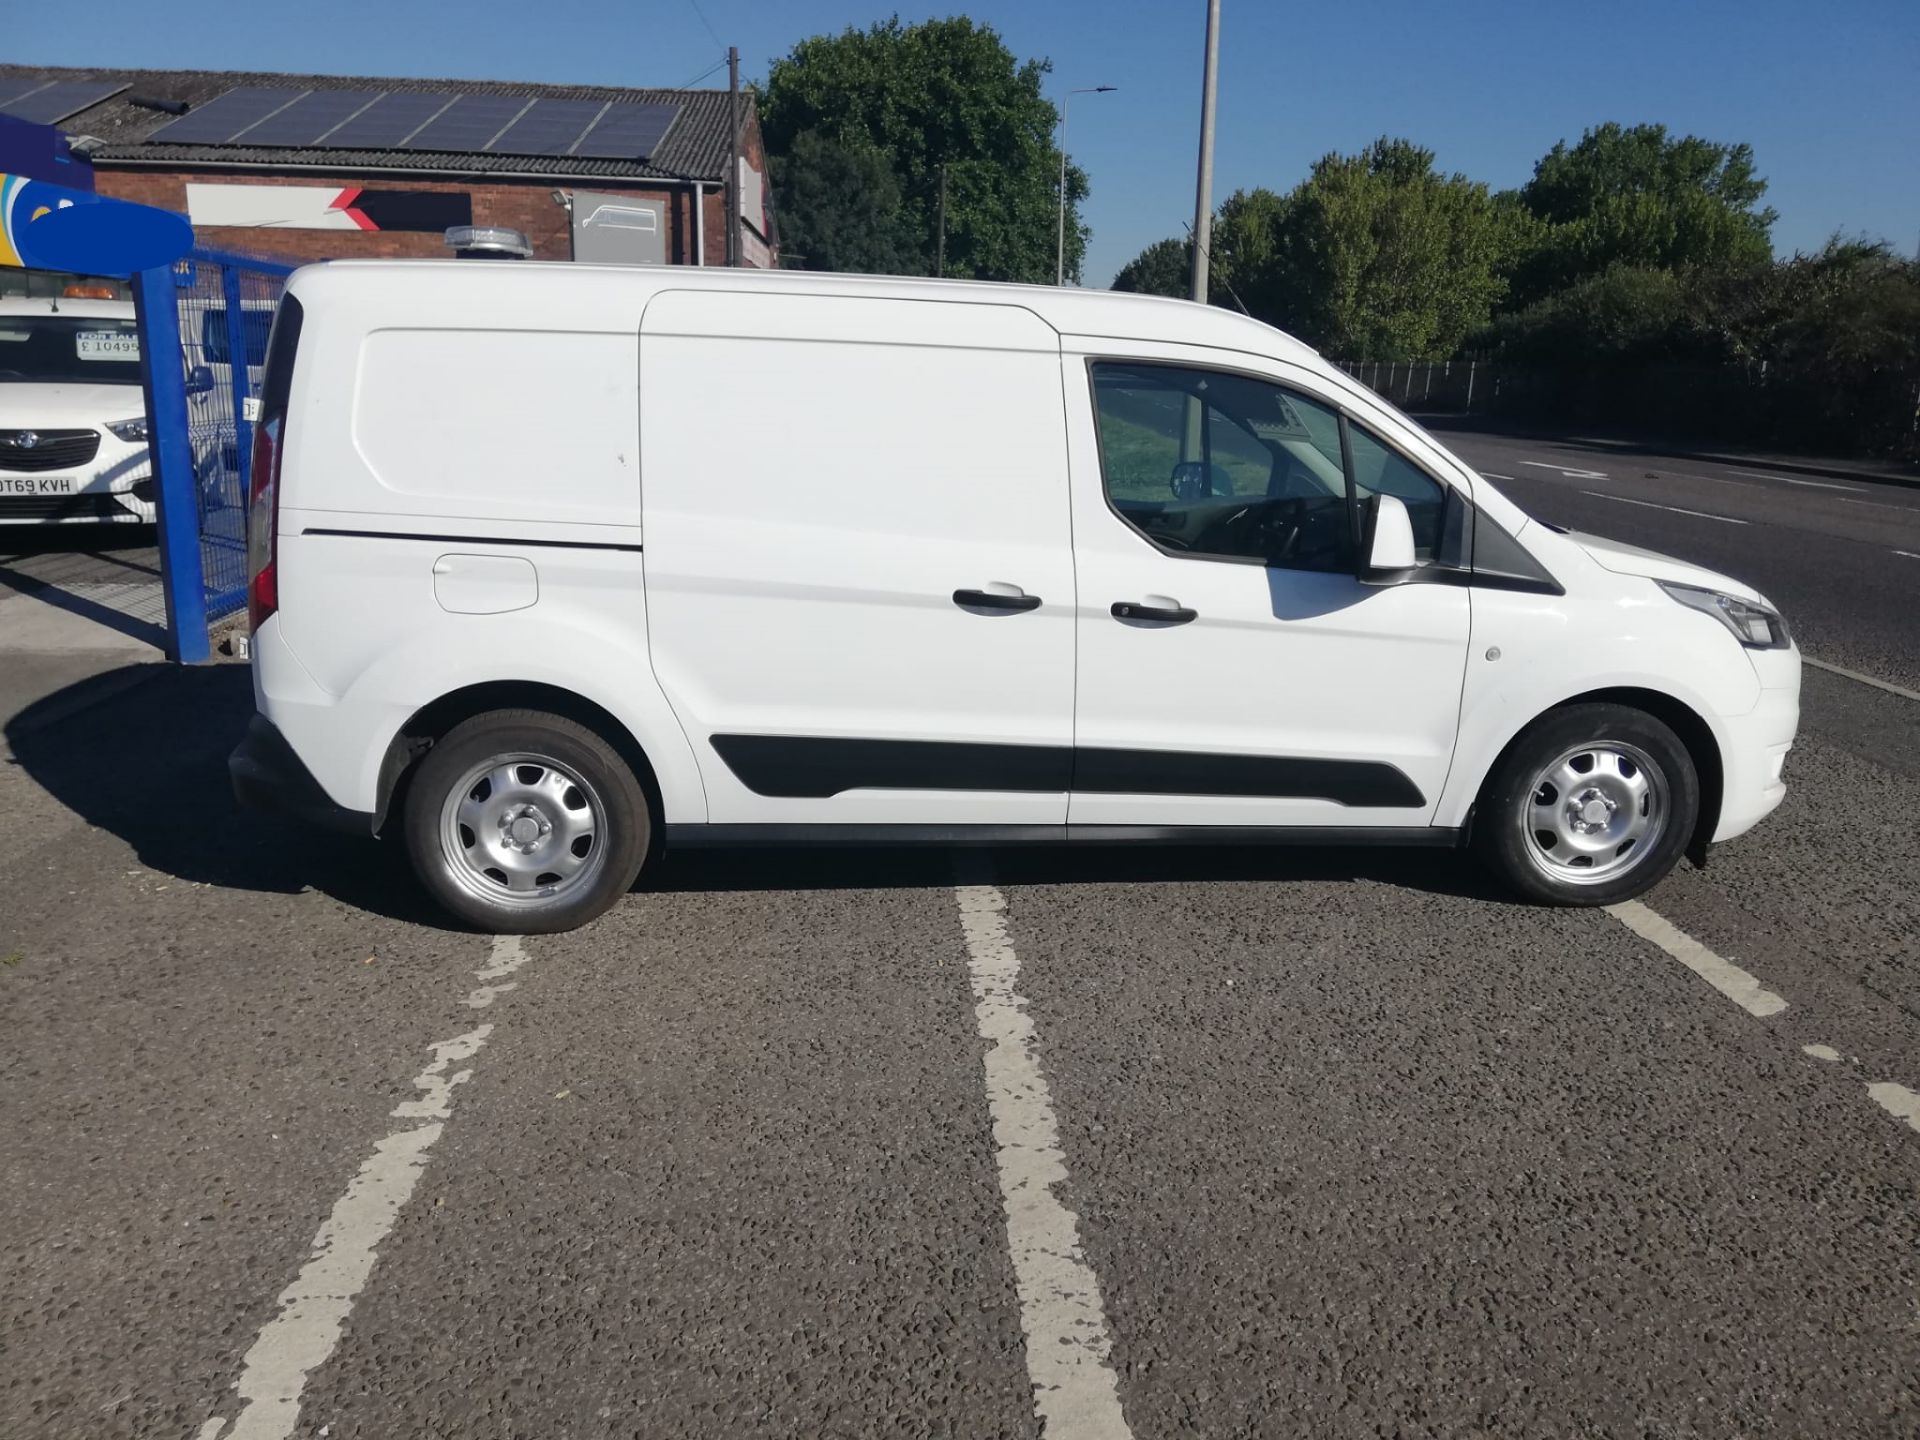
0;317;143;385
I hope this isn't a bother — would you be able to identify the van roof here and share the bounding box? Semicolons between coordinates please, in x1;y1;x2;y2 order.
298;259;1322;364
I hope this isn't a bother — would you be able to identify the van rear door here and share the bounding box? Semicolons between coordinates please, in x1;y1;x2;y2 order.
639;290;1075;827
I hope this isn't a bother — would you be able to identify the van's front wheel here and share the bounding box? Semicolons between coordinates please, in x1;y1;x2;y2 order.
403;710;650;933
1474;703;1698;906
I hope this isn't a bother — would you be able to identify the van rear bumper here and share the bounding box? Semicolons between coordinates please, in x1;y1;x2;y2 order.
230;713;377;835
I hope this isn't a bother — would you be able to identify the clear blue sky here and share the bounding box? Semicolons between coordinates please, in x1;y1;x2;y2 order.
12;0;1918;285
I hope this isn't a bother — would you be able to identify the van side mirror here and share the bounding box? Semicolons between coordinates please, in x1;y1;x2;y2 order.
1361;494;1417;579
186;364;215;396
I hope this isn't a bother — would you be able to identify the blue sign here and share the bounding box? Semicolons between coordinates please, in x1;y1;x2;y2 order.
0;112;93;191
1;172;193;276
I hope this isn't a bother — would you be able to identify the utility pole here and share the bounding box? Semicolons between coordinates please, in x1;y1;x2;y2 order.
726;45;742;267
1190;0;1221;302
936;164;948;276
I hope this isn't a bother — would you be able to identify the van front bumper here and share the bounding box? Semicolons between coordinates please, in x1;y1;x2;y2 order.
1711;663;1800;845
230;713;377;835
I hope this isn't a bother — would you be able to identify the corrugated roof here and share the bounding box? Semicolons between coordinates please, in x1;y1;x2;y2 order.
0;64;748;182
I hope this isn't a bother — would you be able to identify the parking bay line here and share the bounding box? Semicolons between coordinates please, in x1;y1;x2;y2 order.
197;936;531;1440
1578;490;1748;525
952;872;1133;1440
1605;900;1787;1017
1802;656;1920;704
1613;906;1920;1143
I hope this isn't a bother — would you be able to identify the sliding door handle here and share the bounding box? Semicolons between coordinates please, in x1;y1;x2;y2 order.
1112;600;1197;624
953;588;1042;612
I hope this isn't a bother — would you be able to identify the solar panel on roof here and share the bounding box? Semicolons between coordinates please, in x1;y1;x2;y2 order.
149;87;301;144
235;88;382;147
319;90;453;149
0;79;52;111
0;79;127;125
402;94;528;152
572;101;678;160
487;98;606;157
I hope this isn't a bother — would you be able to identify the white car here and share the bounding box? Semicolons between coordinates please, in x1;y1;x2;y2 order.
230;262;1800;932
0;297;155;526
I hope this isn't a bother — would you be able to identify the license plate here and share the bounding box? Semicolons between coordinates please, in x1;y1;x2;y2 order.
0;476;77;496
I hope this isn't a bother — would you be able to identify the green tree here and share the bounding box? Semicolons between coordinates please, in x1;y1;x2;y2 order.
1471;264;1700;364
771;130;916;274
760;17;1087;282
1208;187;1291;313
1111;237;1189;297
1512;123;1776;302
1217;140;1516;359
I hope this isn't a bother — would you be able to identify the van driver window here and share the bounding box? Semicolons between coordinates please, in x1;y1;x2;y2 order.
1090;362;1355;572
1346;422;1448;562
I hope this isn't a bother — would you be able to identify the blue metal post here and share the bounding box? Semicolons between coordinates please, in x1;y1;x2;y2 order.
220;261;253;488
134;262;210;663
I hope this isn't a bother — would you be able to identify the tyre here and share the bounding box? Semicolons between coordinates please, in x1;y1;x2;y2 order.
402;709;651;933
1473;702;1699;906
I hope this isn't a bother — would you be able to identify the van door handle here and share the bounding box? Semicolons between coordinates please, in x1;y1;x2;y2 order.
1112;600;1197;624
953;588;1042;612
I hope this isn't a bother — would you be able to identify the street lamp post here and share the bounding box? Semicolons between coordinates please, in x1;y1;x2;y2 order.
1057;85;1116;286
1191;0;1221;302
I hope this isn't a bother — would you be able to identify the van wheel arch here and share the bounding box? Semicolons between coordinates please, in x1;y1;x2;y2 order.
1472;687;1723;865
376;681;664;840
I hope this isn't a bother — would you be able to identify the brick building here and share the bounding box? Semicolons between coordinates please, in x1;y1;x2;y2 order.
0;65;775;269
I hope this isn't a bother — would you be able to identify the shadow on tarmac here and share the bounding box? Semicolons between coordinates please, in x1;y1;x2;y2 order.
6;662;447;928
643;840;1498;902
8;662;1501;930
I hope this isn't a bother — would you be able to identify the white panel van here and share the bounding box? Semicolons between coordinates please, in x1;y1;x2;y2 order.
230;262;1800;932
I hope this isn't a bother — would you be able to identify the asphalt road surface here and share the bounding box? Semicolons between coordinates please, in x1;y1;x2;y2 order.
2;427;1918;1438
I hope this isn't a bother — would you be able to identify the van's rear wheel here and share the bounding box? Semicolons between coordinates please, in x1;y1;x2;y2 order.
403;710;650;933
1474;703;1698;906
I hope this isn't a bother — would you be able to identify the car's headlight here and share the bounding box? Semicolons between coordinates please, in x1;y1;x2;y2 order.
1658;580;1790;650
106;416;150;443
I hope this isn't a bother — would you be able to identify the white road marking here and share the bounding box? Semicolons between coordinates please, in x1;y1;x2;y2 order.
1867;1083;1920;1135
1521;460;1608;479
1838;495;1920;515
465;932;536;1008
1802;656;1920;703
1478;471;1516;481
952;873;1132;1440
1606;901;1787;1018
198;937;531;1440
1731;471;1864;492
1799;1048;1920;1143
1894;550;1920;561
1578;490;1748;525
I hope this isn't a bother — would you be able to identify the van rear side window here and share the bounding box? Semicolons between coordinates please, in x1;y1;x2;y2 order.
260;294;304;427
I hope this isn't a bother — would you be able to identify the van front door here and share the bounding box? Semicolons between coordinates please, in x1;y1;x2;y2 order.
640;290;1076;826
1066;351;1470;831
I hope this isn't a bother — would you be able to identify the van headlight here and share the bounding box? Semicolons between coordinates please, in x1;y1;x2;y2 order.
1658;580;1790;649
106;416;150;443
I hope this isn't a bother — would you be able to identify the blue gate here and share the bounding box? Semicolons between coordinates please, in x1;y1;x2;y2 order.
134;245;294;662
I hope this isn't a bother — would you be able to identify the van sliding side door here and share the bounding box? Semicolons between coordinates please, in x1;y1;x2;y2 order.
638;290;1077;826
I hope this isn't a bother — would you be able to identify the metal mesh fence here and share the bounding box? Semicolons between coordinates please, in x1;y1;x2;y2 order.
1336;360;1484;412
171;251;288;621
